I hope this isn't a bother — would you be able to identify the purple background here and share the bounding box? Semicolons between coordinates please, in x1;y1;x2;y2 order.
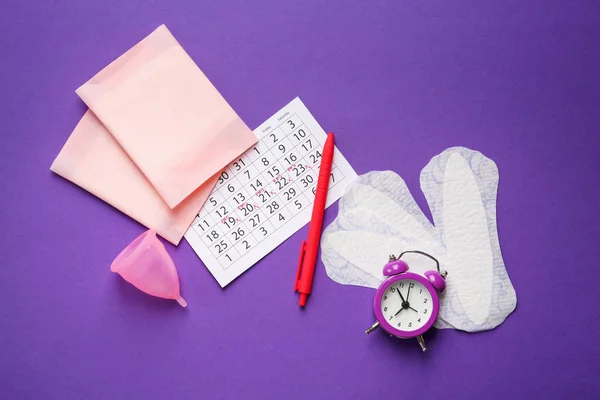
1;1;599;399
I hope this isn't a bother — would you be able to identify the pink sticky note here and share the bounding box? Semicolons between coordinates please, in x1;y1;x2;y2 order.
76;24;257;208
51;110;217;245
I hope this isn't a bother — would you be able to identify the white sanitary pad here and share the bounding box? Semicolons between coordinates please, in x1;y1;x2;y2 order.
321;147;517;332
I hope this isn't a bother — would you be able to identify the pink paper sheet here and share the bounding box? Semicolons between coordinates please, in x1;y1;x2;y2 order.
76;24;257;208
51;110;218;245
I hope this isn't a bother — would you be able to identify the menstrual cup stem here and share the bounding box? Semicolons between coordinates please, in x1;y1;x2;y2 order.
176;296;187;308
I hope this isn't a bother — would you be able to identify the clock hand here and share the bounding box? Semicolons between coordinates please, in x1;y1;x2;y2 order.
394;308;404;316
409;306;418;313
406;284;412;301
397;289;406;303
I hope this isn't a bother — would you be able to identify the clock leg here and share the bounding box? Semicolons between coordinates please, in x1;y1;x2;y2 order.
365;321;380;335
417;335;427;352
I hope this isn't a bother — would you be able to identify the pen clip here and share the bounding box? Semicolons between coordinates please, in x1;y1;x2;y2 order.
294;240;307;292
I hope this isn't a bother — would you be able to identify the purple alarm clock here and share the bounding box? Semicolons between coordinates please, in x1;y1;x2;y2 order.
365;250;447;352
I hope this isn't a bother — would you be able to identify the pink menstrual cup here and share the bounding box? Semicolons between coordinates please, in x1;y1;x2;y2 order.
110;229;187;307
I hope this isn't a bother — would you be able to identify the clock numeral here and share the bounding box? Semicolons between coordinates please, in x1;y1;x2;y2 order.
383;296;387;300
418;318;421;323
424;298;428;303
408;322;412;327
397;322;401;327
424;309;428;314
383;307;387;312
420;289;423;294
390;287;396;293
388;315;393;320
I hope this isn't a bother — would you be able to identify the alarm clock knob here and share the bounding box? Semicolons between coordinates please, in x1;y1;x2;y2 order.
424;270;446;292
382;259;409;276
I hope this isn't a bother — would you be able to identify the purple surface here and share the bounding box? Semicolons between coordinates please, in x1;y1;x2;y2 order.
1;1;599;399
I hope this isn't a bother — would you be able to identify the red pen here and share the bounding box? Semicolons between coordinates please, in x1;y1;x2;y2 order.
294;132;335;307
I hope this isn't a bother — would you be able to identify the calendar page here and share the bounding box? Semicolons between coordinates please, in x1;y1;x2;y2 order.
185;98;357;287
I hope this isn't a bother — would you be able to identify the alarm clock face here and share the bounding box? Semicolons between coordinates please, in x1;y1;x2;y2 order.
374;272;439;338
